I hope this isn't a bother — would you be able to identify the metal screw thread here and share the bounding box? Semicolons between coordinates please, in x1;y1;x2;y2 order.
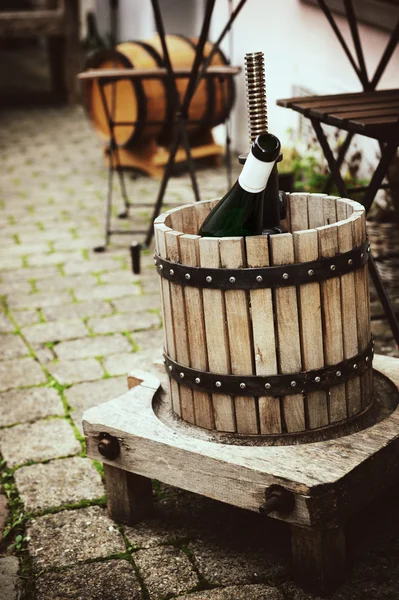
244;52;268;145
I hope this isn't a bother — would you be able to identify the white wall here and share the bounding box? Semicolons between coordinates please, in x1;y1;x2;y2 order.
209;0;399;153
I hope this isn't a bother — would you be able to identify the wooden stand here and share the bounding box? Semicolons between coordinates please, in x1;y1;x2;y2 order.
83;354;399;595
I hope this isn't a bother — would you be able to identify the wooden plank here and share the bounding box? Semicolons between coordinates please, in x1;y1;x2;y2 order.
220;237;258;434
318;221;347;423
307;194;325;229
154;223;180;416
179;234;214;429
276;89;399;109
270;233;306;432
165;230;195;424
194;199;218;232
289;193;309;232
336;198;347;222
323;195;338;225
103;464;153;525
294;229;329;428
199;237;236;432
246;236;281;434
352;211;373;409
181;204;198;235
338;217;362;416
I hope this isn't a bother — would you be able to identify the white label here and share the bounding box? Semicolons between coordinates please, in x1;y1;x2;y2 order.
238;151;276;193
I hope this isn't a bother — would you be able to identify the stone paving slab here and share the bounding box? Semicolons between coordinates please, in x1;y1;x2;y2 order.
15;456;104;511
47;358;104;385
112;294;161;313
22;319;89;345
74;284;141;302
28;506;126;568
179;585;284;600
134;545;199;599
35;560;143;600
0;387;64;427
7;291;73;310
41;300;113;322
0;557;20;600
103;349;163;377
10;308;41;327
55;335;132;361
0;313;15;333
0;357;47;391
0;333;30;360
88;312;160;335
0;418;81;467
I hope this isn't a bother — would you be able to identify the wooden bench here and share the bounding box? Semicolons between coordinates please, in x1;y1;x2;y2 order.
0;0;80;104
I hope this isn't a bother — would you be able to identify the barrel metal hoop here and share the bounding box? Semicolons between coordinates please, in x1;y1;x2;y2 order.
155;240;370;290
164;338;374;397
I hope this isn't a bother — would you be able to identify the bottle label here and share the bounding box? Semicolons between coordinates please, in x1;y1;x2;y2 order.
238;151;276;193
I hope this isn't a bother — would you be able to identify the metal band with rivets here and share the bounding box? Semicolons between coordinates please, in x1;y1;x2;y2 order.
163;337;373;397
154;240;369;290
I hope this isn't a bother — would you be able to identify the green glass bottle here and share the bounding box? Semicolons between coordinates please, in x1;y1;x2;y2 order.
199;132;281;238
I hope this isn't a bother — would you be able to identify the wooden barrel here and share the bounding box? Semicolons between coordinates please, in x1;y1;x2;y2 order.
154;193;374;440
84;34;235;148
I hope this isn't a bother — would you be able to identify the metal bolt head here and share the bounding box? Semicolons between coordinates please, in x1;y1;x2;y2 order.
229;276;236;283
195;377;201;384
366;356;369;362
265;383;271;390
168;365;172;372
153;258;157;265
206;276;212;283
291;381;297;387
367;245;371;253
179;372;184;379
330;264;336;271
256;275;263;283
159;264;164;270
336;370;342;377
353;363;358;369
215;381;222;388
240;382;246;389
282;273;289;280
348;259;353;265
185;273;191;280
361;253;364;258
308;269;314;276
98;435;120;460
315;376;321;383
169;269;174;276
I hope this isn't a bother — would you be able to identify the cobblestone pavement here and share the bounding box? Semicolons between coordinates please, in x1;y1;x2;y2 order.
0;106;398;600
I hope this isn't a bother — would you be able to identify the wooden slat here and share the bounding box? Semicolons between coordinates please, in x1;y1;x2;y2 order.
307;194;325;229
318;220;347;423
270;233;306;433
246;236;281;434
329;107;399;120
199;237;236;432
294;228;329;429
220;237;258;434
276;89;399;109
165;230;194;423
181;205;198;235
179;235;214;429
194;199;218;233
336;199;348;222
309;98;399;118
323;195;338;225
154;223;180;416
338;215;362;416
289;193;309;232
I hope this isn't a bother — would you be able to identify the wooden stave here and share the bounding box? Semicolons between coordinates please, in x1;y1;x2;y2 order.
154;194;373;437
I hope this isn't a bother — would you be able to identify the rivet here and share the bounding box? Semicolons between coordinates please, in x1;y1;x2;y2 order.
195;377;201;384
206;276;212;283
282;273;289;280
330;264;336;271
361;253;364;258
367;245;371;253
291;381;297;387
240;382;246;389
353;363;358;369
366;356;369;362
168;365;172;371
215;381;221;388
348;259;353;265
162;357;166;363
169;269;174;276
185;273;191;280
179;372;184;379
308;269;314;276
229;276;236;283
315;376;321;383
159;264;164;270
336;370;342;377
265;383;271;390
256;275;263;283
153;258;157;265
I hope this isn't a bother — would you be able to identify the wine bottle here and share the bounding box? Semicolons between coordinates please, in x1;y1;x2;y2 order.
83;12;106;58
199;132;281;238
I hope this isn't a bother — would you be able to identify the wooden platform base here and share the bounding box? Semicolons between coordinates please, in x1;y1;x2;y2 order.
105;138;224;179
83;354;399;595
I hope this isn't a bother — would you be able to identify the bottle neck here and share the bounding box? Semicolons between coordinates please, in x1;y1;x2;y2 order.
238;151;276;193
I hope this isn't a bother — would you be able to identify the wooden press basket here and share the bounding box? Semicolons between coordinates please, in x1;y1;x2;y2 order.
154;193;373;440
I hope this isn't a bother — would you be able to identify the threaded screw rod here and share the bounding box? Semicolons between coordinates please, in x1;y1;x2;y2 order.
244;52;268;145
